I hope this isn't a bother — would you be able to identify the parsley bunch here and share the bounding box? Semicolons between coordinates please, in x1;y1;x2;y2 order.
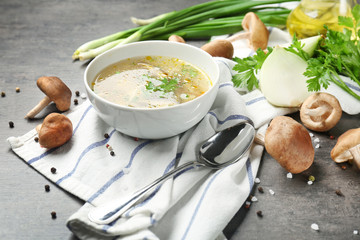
304;5;360;100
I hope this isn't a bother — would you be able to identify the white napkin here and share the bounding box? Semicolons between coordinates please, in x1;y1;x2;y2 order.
7;28;360;240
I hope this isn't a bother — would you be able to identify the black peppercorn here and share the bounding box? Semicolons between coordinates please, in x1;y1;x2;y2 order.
110;151;115;156
9;121;14;128
45;184;50;192
75;91;80;97
1;91;5;97
256;210;263;217
74;99;78;105
104;133;109;139
51;211;57;219
51;167;57;174
34;137;39;142
257;186;264;193
335;189;343;196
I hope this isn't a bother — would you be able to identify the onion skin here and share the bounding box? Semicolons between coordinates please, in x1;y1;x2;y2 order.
259;47;311;107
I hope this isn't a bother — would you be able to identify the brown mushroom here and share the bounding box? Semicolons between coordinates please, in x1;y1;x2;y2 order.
25;76;72;119
225;12;269;50
37;113;73;149
331;128;360;169
200;39;234;59
168;35;186;43
258;116;314;174
300;92;342;132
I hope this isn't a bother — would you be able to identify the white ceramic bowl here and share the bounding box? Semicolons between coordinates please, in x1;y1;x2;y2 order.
84;41;220;139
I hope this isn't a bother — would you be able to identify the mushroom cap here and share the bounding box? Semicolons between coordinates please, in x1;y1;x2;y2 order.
38;113;73;149
265;116;314;174
331;128;360;163
37;76;72;111
300;92;342;132
200;39;234;59
242;12;269;50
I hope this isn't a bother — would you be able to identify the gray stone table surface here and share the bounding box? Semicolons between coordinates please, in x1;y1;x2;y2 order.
1;0;359;239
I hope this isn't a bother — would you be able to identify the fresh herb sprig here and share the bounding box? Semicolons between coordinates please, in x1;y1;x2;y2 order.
232;47;272;91
145;76;180;93
304;5;360;100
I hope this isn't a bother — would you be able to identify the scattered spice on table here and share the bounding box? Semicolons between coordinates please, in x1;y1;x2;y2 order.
341;165;347;170
75;90;80;97
311;223;319;231
269;189;275;195
106;144;113;151
45;184;50;192
104;133;109;139
244;201;251;209
308;175;315;182
329;135;335;140
286;172;293;179
335;189;343;196
51;211;57;219
80;93;87;99
251;196;258;202
74;99;78;105
110;151;115;156
34;137;39;142
256;210;263;217
254;177;261;184
258;186;264;193
134;137;139;141
9;121;14;128
354;230;359;235
1;91;5;97
15;87;20;92
51;167;57;174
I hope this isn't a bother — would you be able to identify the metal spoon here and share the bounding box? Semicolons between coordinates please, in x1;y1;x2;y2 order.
88;122;255;224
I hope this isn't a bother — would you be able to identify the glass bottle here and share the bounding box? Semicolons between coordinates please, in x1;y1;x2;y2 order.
286;0;353;38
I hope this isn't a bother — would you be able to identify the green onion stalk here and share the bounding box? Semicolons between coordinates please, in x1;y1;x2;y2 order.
73;0;299;61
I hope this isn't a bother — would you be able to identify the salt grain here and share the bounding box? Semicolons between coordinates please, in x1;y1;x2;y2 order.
286;172;293;179
251;196;258;202
353;230;359;235
311;223;319;231
254;178;261;184
309;132;314;137
269;189;275;195
315;144;320;149
314;138;320;143
81;93;87;99
307;180;313;185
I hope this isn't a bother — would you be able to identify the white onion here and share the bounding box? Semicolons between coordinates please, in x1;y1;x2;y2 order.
259;47;311;107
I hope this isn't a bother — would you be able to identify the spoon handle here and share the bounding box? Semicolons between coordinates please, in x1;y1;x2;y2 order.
88;160;201;224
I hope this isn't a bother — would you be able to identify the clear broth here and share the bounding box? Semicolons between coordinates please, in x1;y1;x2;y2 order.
92;56;212;108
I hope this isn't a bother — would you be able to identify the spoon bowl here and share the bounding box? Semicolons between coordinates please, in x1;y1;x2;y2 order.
88;122;255;224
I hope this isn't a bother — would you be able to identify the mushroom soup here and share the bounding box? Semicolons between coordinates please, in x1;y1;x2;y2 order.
92;56;212;108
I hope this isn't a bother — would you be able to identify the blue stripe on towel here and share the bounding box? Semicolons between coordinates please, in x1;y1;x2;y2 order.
102;153;183;230
245;96;266;106
27;105;93;165
181;168;224;240
87;140;153;203
55;129;117;185
246;158;254;190
181;157;252;238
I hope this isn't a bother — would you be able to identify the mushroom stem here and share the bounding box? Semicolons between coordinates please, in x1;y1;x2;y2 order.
25;96;52;119
225;32;251;42
349;146;360;169
254;133;265;145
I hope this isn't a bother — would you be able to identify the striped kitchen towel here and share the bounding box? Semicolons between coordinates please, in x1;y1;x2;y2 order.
7;28;360;240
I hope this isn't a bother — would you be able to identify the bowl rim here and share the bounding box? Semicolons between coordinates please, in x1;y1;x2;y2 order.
84;40;220;112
